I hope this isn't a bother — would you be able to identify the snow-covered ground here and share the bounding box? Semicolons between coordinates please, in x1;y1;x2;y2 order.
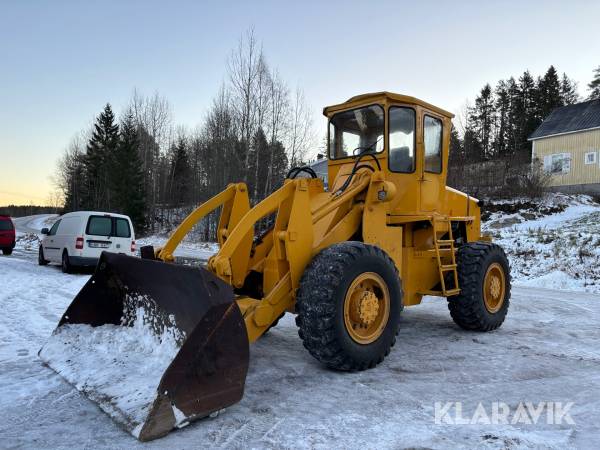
136;235;219;260
1;212;600;448
484;194;600;293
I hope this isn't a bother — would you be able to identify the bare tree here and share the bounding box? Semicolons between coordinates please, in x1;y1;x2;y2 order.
54;130;90;210
227;28;263;181
286;86;314;166
263;70;289;197
128;89;172;230
251;55;272;199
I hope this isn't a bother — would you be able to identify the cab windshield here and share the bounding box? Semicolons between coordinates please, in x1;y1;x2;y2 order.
328;105;384;159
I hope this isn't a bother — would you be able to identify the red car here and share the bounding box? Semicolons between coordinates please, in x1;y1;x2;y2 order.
0;215;15;255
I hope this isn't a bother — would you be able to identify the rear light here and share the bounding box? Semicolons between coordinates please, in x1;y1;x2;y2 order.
75;236;84;250
131;241;136;253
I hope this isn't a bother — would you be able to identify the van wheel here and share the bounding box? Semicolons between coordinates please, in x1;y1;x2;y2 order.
2;247;12;255
61;251;72;274
38;246;48;265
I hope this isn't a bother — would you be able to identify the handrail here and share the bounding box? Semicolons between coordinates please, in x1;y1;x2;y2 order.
157;184;238;260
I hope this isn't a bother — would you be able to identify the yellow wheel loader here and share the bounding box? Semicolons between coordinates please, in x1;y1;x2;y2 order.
40;92;511;441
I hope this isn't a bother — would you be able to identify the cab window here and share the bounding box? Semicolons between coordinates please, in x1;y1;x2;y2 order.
48;220;61;236
424;115;443;173
329;105;384;159
388;107;415;173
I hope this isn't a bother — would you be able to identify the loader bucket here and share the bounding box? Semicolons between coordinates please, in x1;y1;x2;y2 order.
39;252;249;441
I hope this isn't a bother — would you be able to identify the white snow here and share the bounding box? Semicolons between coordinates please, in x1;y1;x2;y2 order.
38;301;184;438
483;194;600;294
2;211;600;448
509;203;599;232
172;404;190;428
136;236;219;260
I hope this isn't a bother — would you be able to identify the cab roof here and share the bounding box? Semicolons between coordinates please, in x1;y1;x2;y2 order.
322;91;454;119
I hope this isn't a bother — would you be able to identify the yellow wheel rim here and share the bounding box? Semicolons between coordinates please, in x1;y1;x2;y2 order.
483;263;506;313
343;272;390;344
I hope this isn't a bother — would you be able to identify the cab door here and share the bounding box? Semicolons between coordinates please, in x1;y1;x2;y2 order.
419;113;445;212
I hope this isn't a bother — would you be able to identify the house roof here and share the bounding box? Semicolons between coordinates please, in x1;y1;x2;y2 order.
529;99;600;140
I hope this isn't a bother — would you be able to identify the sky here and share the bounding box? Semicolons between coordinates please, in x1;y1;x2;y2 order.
1;0;599;206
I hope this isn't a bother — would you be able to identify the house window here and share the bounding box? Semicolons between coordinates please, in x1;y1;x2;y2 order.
584;151;597;165
543;153;571;174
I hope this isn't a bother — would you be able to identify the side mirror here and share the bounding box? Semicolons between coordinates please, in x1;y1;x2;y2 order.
41;228;49;235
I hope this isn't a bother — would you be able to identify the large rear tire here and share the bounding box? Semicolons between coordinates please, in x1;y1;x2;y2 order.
295;242;402;371
448;242;510;331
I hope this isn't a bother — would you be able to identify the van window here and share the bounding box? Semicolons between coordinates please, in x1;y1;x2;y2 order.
48;220;61;236
115;218;131;238
58;217;77;235
87;216;112;236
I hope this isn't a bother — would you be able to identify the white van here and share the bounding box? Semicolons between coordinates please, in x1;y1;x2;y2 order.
39;211;136;273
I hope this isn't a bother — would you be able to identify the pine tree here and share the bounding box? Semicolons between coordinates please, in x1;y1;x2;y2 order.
463;127;483;162
249;128;270;201
522;71;541;148
448;126;464;165
560;73;579;105
83;104;119;209
536;66;562;119
267;140;287;192
111;114;147;232
588;65;600;100
469;84;495;159
506;77;522;154
493;80;511;157
169;137;191;207
64;152;86;211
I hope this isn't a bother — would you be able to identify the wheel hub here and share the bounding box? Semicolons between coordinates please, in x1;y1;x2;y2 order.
489;275;501;299
343;272;390;344
483;263;506;313
357;291;379;326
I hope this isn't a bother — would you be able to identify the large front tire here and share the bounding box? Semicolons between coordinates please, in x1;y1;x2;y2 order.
295;242;402;371
448;242;510;331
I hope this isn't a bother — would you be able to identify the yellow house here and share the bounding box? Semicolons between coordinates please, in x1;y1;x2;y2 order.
529;99;600;194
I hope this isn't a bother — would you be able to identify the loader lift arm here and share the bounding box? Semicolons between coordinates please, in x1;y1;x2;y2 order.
156;170;375;342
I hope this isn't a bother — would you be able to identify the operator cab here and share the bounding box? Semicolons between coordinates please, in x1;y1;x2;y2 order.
324;92;453;214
